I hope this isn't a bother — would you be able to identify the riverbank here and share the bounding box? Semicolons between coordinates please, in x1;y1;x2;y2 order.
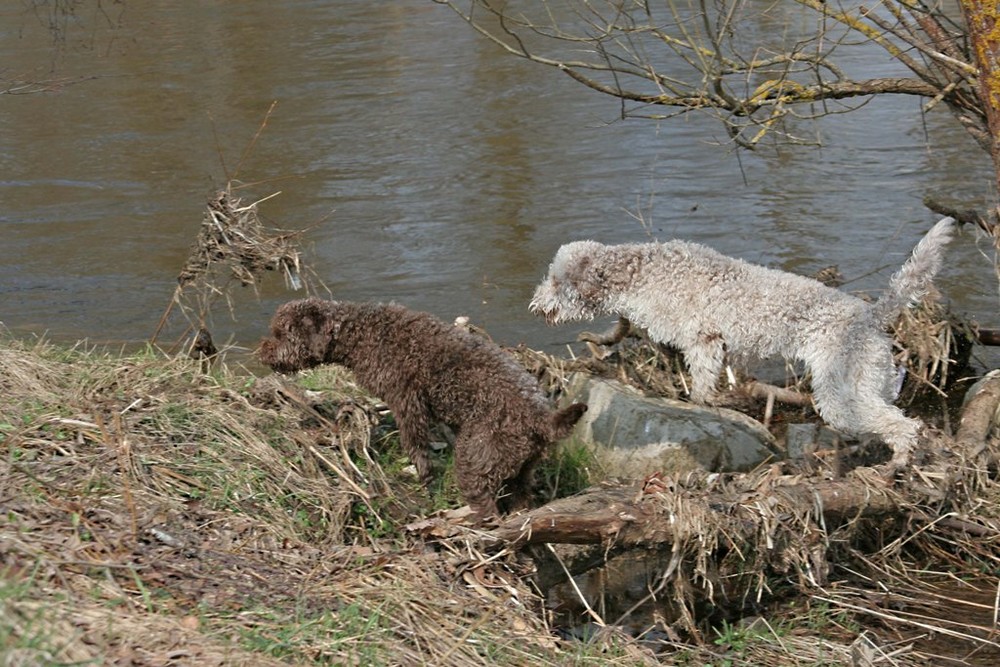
2;335;998;665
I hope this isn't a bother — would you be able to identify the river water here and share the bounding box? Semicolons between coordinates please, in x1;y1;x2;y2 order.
1;1;997;362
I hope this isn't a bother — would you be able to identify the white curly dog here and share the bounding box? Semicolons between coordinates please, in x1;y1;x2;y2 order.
530;218;955;471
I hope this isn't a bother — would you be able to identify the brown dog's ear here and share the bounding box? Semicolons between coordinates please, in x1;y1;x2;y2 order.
308;315;341;363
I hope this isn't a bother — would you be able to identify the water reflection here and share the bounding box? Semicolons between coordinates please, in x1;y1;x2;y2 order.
0;0;995;361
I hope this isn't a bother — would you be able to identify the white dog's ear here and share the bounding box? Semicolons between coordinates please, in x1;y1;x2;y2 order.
565;255;590;286
569;255;605;303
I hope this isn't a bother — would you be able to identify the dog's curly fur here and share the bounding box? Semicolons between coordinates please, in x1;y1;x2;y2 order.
530;218;955;470
259;298;587;517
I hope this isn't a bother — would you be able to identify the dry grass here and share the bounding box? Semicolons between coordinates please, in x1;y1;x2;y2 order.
3;331;999;665
175;189;307;292
0;335;654;665
892;291;976;399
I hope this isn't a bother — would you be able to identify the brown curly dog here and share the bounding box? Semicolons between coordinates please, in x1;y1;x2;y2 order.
259;297;586;518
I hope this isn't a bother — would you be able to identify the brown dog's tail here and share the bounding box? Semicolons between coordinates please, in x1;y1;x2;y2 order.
550;403;588;440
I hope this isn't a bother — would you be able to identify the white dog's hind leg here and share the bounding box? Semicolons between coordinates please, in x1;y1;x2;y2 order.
811;355;922;471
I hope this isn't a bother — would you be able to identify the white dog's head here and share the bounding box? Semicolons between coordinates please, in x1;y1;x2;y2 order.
529;241;608;324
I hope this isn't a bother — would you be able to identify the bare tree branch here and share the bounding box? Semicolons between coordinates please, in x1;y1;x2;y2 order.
434;0;988;153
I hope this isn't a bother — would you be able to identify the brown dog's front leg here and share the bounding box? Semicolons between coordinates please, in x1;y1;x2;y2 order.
391;395;434;486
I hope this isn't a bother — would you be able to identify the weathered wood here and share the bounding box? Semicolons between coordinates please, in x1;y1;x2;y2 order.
492;485;658;546
480;375;1000;552
744;380;813;406
958;373;1000;460
975;328;1000;346
490;468;902;549
577;316;632;346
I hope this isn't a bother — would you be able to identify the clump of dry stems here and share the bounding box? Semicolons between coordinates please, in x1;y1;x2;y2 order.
152;185;325;356
176;188;305;292
892;291;975;398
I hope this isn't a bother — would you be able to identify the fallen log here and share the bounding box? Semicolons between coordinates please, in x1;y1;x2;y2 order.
482;376;1000;553
405;374;1000;640
411;463;908;586
489;467;908;550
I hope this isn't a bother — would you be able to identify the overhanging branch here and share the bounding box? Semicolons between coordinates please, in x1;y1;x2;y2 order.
561;65;948;115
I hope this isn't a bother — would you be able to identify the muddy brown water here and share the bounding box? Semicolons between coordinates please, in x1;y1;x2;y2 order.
1;1;998;363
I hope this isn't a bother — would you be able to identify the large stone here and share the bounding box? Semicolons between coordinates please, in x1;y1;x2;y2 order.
785;423;843;459
561;373;780;478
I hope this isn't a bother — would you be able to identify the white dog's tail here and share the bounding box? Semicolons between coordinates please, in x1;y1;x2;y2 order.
871;217;955;327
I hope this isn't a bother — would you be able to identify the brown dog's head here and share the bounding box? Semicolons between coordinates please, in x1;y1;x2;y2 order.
258;297;341;374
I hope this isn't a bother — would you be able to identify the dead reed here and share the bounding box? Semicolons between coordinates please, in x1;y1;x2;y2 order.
151;186;326;357
0;336;654;665
1;296;996;664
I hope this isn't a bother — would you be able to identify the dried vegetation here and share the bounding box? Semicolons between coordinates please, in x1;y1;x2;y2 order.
0;338;601;666
152;185;326;358
3;310;1000;665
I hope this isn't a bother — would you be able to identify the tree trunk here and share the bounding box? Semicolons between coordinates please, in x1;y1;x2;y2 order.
960;1;1000;212
489;469;911;549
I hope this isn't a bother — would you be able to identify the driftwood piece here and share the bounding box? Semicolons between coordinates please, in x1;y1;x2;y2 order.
957;372;1000;461
975;328;1000;346
472;376;998;552
743;380;813;406
490;467;902;549
923;195;994;234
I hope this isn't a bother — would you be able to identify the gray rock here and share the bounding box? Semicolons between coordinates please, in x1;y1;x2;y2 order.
560;373;780;478
785;423;842;459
